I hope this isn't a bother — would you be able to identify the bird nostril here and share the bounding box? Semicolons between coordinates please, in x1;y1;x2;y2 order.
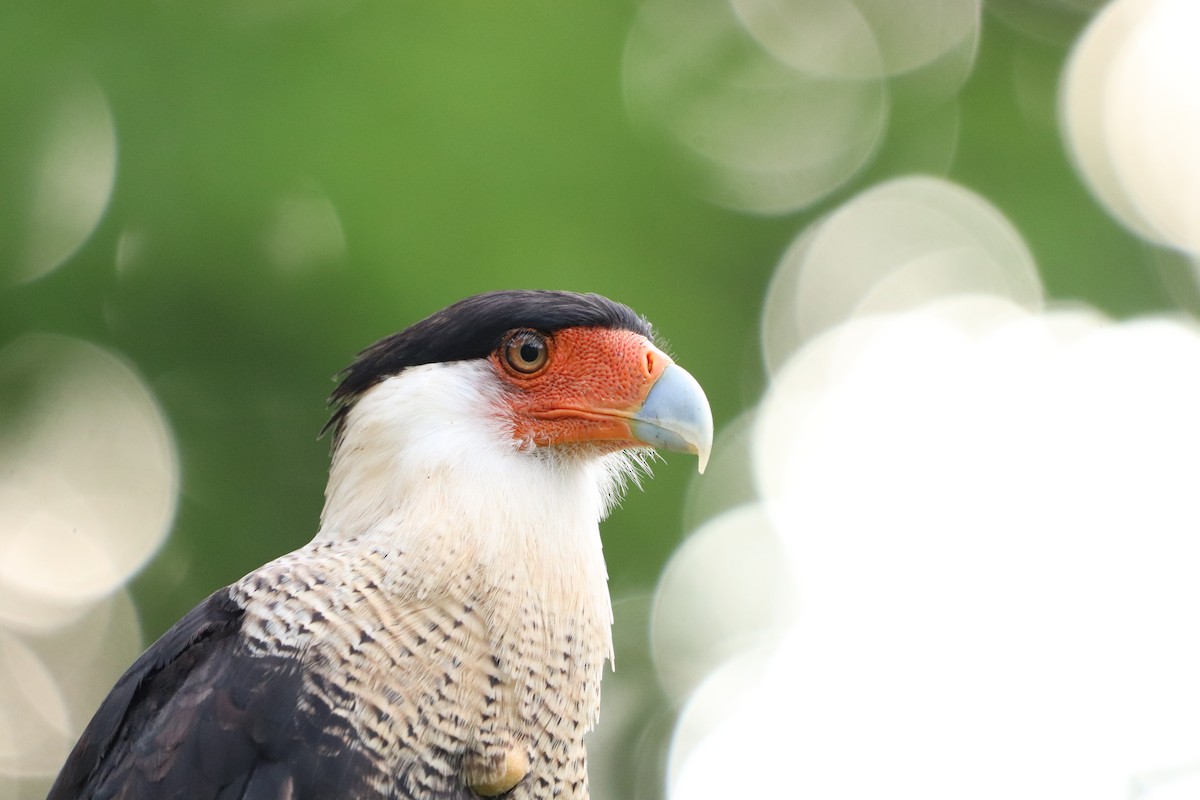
644;351;655;376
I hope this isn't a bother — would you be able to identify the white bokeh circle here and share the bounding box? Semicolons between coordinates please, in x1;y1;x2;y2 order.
0;335;179;631
1061;0;1200;255
761;176;1043;372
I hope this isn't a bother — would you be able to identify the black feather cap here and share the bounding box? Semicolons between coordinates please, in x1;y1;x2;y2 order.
324;290;652;439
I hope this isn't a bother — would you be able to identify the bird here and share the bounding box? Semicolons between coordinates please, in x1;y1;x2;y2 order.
47;289;713;800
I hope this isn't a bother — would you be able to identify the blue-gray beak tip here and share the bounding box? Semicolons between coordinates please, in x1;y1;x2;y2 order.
629;363;713;473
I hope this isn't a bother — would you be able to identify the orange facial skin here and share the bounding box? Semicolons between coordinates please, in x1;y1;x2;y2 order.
489;326;671;451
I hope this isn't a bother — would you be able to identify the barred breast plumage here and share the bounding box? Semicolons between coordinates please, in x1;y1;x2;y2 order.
232;534;609;800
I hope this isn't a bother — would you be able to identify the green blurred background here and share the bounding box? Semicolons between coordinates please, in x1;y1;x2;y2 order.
2;2;781;634
0;0;1189;796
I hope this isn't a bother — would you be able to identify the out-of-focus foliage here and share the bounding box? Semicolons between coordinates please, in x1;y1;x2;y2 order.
1;0;770;624
1;0;1191;797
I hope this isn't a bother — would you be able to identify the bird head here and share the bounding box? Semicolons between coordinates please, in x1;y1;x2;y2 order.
318;291;712;537
326;291;711;468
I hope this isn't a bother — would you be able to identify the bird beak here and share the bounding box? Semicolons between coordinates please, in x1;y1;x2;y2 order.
629;363;713;473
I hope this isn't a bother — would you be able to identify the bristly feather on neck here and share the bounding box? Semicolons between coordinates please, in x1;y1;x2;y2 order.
318;361;651;542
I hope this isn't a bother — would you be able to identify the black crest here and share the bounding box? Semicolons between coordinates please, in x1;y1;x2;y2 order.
324;290;651;440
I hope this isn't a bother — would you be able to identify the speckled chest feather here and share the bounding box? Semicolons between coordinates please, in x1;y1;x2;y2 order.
232;537;610;799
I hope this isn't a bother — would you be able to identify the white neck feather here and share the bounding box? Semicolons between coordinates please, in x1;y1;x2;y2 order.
316;361;640;657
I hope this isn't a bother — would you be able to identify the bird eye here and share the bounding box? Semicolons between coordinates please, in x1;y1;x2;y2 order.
504;331;549;374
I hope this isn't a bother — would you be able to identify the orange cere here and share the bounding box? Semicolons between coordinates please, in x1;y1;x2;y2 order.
491;326;671;449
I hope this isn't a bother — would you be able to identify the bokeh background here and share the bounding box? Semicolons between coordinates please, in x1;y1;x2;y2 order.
4;0;1200;798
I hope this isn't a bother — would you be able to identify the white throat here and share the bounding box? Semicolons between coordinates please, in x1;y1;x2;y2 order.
318;360;628;538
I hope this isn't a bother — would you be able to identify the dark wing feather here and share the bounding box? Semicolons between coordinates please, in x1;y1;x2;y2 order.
47;588;245;798
45;589;387;800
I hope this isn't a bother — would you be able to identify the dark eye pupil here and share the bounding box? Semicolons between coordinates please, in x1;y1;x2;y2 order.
520;342;541;363
504;331;548;374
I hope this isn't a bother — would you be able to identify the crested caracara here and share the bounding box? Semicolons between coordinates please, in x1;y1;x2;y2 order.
48;289;712;800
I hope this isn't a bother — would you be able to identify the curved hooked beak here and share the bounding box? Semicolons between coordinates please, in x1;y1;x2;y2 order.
629;363;713;473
